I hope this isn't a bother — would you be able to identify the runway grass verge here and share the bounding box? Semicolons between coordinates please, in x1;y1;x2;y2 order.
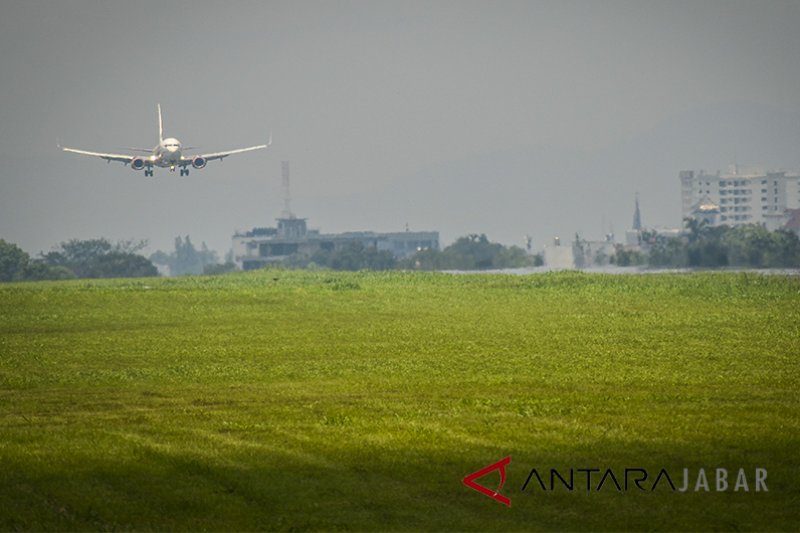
1;270;799;530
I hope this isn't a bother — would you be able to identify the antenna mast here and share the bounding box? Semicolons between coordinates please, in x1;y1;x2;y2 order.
281;160;294;218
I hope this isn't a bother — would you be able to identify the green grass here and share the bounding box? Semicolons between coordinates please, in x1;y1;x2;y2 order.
1;270;798;531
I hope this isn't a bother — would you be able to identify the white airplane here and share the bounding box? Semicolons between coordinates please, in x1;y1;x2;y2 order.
60;105;270;176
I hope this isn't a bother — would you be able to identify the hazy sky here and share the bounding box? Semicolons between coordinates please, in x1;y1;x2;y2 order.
2;0;800;256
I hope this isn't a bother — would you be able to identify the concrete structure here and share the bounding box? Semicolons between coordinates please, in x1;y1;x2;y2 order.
680;166;800;227
543;236;617;269
542;239;578;269
232;216;439;270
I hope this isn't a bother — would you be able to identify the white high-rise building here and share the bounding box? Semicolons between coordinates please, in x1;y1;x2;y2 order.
680;166;800;230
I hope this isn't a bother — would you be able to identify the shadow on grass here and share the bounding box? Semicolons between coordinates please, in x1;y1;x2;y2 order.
1;439;798;531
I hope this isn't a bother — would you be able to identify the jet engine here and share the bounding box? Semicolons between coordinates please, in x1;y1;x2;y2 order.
131;157;146;171
191;156;207;169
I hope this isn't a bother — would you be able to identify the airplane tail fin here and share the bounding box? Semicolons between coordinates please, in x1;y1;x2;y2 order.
157;104;164;143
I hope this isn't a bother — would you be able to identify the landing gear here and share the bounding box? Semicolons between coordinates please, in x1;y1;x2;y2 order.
180;168;190;177
144;169;154;177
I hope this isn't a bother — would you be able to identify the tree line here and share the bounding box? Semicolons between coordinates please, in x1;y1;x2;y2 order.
6;222;796;282
0;235;247;283
615;220;800;268
278;234;541;271
1;233;537;281
0;238;158;282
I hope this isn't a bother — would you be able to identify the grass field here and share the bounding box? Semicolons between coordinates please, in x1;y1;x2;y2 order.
1;270;799;531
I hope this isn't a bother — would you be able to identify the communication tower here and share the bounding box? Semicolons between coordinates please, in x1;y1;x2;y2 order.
281;160;294;219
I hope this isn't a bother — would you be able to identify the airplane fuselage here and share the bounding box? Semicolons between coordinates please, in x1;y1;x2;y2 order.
151;137;183;169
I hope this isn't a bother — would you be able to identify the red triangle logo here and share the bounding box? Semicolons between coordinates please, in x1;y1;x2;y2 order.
462;456;512;507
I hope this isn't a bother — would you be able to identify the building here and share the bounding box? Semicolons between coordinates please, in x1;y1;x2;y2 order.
232;216;439;270
783;209;800;237
542;237;577;269
689;195;721;226
680;166;800;228
543;235;617;269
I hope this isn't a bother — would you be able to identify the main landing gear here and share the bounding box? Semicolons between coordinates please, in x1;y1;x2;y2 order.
144;169;154;177
180;168;190;177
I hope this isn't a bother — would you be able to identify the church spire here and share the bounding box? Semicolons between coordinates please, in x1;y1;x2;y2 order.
632;193;642;231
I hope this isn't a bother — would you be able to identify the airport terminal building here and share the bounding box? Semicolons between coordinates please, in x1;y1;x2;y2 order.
232;217;439;270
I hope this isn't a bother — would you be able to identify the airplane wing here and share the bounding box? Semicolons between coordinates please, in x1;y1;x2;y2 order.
182;135;272;164
184;143;269;163
60;145;142;165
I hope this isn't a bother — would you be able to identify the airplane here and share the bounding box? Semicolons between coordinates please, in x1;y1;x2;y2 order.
60;104;270;176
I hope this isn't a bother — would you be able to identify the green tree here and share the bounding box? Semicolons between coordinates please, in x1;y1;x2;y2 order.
0;239;30;281
326;242;397;271
496;245;534;268
23;261;76;281
766;230;800;267
174;236;202;275
1;239;79;282
153;236;220;276
399;247;447;270
43;238;157;279
647;221;800;269
400;234;535;270
647;234;688;267
611;246;645;266
42;239;113;277
724;225;800;267
87;252;158;278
